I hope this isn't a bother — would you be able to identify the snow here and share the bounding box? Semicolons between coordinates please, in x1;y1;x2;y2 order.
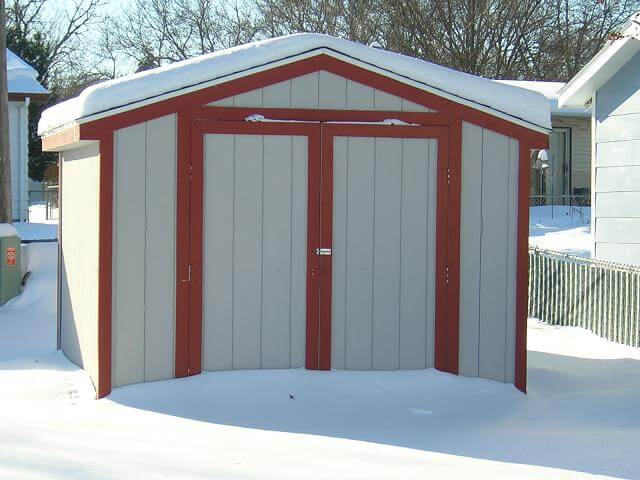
38;33;550;135
496;80;589;117
529;206;592;257
0;223;20;238
2;240;640;478
0;243;57;361
6;49;48;95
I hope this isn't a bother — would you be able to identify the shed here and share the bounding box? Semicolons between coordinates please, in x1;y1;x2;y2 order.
559;13;640;266
6;48;49;221
39;34;549;398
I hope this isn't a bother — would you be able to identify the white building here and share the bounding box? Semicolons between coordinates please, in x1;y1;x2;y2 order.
559;13;640;265
498;80;591;202
6;48;49;221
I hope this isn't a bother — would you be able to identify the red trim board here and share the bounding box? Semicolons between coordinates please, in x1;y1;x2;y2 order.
97;133;114;399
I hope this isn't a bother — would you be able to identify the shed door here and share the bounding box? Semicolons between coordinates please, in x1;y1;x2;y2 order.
202;133;308;370
325;133;438;370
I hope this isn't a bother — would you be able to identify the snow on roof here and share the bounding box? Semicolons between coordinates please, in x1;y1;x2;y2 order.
39;34;550;135
559;12;640;108
496;80;589;117
6;49;48;96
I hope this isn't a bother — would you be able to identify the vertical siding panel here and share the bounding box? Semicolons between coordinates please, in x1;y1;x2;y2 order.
233;135;263;369
262;80;292;108
374;89;402;110
399;139;430;369
401;99;431;112
458;123;483;376
144;114;177;381
233;88;263;107
261;136;293;368
331;137;348;369
425;139;438;367
203;134;235;370
290;136;308;367
319;71;347;109
345;137;375;369
479;130;510;382
113;124;146;387
372;138;402;370
346;80;375;110
291;73;319;108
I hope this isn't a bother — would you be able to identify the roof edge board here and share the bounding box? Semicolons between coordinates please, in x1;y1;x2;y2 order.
559;14;640;108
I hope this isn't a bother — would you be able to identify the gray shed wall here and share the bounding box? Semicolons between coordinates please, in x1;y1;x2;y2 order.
458;122;518;383
594;51;640;265
111;114;177;388
59;143;101;391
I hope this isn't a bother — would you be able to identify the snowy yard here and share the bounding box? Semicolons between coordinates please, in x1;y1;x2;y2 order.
1;243;640;479
529;205;591;257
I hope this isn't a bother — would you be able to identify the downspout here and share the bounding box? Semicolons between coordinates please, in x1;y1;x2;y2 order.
19;96;30;222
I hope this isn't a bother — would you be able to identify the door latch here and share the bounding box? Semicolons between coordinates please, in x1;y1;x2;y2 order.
315;248;332;256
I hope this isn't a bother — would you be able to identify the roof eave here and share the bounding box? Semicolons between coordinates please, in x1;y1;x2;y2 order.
559;16;640;108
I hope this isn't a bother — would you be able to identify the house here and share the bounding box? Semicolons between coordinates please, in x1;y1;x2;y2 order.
559;12;640;265
37;34;549;398
6;49;49;221
498;80;591;204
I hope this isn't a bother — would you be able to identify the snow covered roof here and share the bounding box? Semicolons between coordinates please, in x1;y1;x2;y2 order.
497;80;589;117
6;49;48;96
38;34;550;136
559;12;640;108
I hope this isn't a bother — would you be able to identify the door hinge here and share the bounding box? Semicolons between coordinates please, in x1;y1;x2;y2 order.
445;266;450;285
188;264;192;282
447;167;451;185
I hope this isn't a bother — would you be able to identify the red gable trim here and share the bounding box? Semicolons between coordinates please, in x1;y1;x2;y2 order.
67;54;547;148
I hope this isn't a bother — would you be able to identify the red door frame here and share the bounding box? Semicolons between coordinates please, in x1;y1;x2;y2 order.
318;124;451;370
181;115;454;375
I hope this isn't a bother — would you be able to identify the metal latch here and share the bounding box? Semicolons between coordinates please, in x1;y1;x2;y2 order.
316;248;332;256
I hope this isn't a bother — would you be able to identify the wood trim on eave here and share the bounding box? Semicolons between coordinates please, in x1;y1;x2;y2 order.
41;125;81;152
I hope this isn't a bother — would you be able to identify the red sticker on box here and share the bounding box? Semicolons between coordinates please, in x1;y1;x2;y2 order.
6;247;16;266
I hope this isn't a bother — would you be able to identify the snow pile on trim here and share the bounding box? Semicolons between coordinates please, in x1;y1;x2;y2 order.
0;223;20;239
38;33;550;135
6;49;48;95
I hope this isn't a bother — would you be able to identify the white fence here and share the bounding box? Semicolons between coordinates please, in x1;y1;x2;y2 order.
528;247;640;348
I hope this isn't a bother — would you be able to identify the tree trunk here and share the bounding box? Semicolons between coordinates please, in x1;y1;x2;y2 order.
0;0;12;223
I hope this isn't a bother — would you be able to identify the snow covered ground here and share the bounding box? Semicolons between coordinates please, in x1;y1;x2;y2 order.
1;243;640;479
529;206;591;257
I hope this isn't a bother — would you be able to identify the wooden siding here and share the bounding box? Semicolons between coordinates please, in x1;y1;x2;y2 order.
208;71;435;112
59;143;101;390
459;122;518;382
331;136;437;370
111;114;177;387
202;134;308;370
594;51;640;265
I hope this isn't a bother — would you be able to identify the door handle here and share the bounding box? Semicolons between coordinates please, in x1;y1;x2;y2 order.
316;248;332;256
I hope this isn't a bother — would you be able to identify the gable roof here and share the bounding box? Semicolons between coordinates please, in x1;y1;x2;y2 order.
559;12;640;108
496;80;589;117
38;34;550;136
6;49;48;96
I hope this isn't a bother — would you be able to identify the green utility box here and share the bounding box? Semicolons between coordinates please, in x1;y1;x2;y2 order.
0;235;22;306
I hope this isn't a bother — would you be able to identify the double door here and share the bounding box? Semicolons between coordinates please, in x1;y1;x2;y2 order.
189;121;444;373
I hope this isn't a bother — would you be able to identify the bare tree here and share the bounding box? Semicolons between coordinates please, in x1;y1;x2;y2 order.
100;0;260;71
0;0;11;223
